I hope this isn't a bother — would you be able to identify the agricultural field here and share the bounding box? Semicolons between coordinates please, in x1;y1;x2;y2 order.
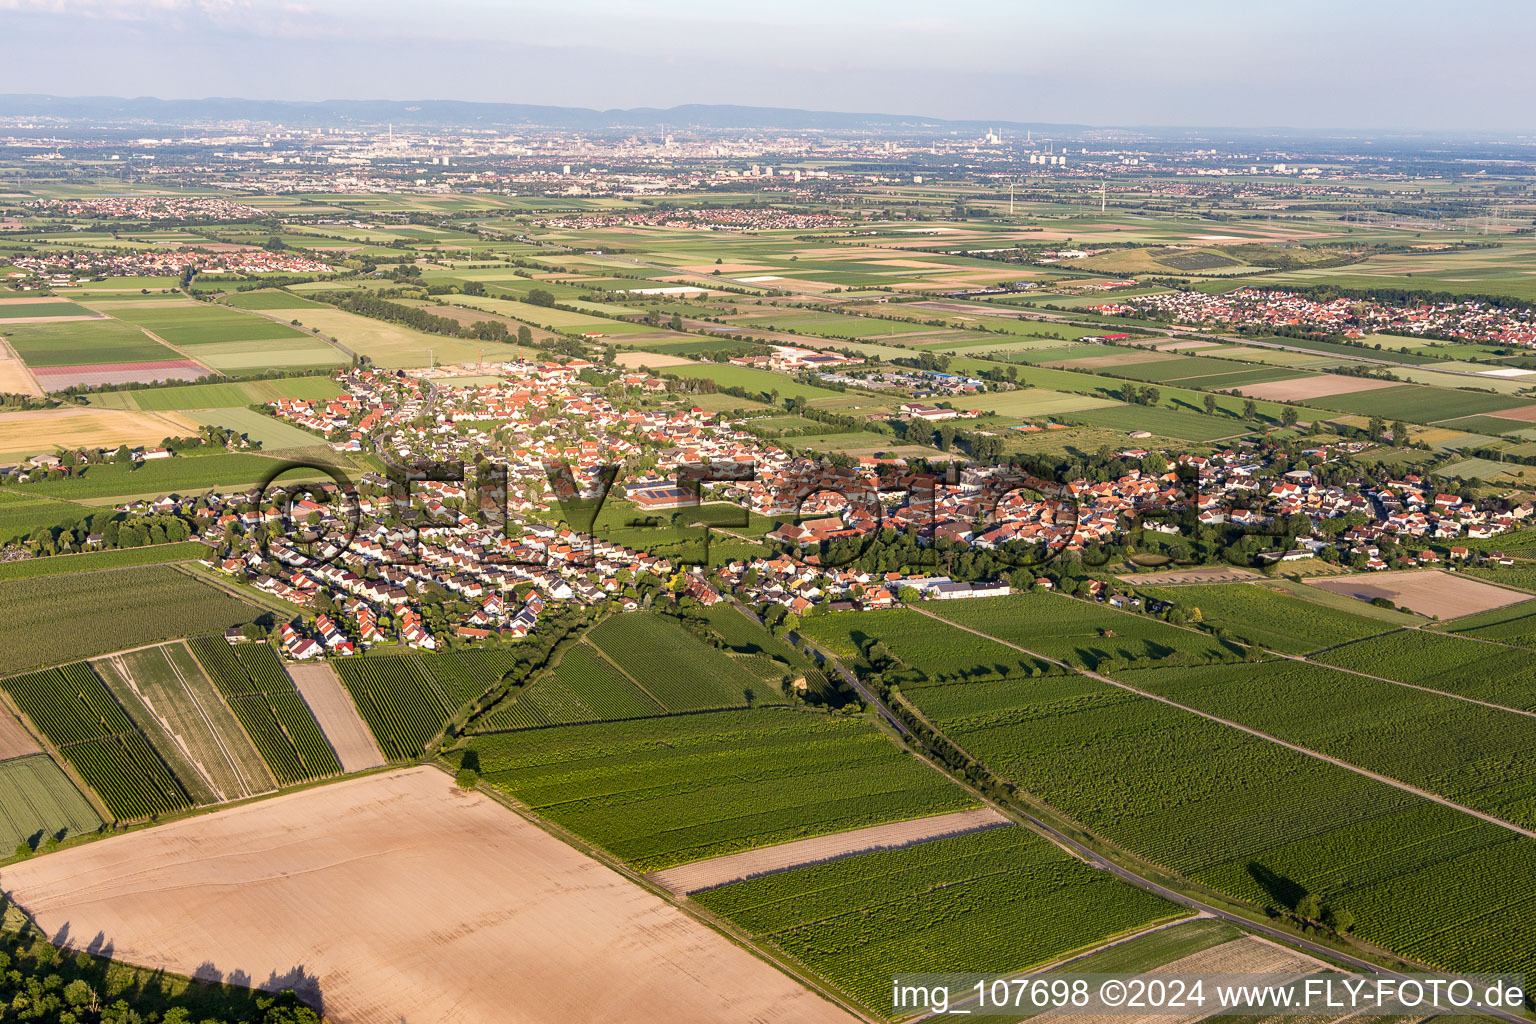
93;643;274;802
0;566;259;676
460;707;978;871
1119;658;1536;829
586;613;780;710
799;607;1053;685
331;650;518;759
480;644;662;731
286;662;385;772
0;663;193;819
906;671;1536;973
1314;630;1536;711
0;753;102;852
1134;582;1397;653
1306;569;1528;619
2;767;851;1024
185;638;340;785
0;541;208;581
695;825;1177;1015
3;451;320;501
922;593;1243;669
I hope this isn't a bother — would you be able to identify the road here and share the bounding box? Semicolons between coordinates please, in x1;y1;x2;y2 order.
910;605;1536;841
834;606;1533;1024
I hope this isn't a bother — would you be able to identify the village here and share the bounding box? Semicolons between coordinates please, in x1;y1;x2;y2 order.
0;349;1493;663
1108;287;1536;348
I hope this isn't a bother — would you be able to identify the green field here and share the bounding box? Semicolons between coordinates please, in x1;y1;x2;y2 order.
108;304;309;346
93;642;274;802
1136;582;1398;653
0;301;92;319
696;826;1177;1014
907;670;1536;974
799;608;1053;686
185;638;340;785
662;362;850;402
0;663;193;819
586;613;781;710
0;566;259;676
459;707;978;871
1315;630;1536;711
3;319;178;367
0;542;209;582
4;452;324;501
923;594;1244;670
1121;658;1536;829
0;753;103;851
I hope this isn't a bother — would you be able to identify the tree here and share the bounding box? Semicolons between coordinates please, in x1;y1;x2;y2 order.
455;766;480;790
64;979;98;1013
1328;907;1355;932
525;288;555;307
1368;415;1386;439
1391;420;1408;446
1242;399;1258;421
516;324;532;344
1281;406;1299;428
1203;394;1218;416
1295;892;1322;921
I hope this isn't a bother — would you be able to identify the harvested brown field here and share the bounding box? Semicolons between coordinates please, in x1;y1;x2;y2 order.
1236;375;1403;402
1118;565;1262;585
615;350;694;368
649;807;1006;895
1052;351;1178;371
0;339;40;397
1;767;854;1024
31;359;211;390
0;711;40;761
1475;403;1536;423
1307;569;1528;619
287;663;383;773
1155;339;1220;351
0;407;200;453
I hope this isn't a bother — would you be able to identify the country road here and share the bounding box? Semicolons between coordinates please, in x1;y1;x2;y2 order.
834;605;1535;1024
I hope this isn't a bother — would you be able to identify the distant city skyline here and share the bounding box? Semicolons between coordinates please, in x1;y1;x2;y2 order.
0;0;1529;132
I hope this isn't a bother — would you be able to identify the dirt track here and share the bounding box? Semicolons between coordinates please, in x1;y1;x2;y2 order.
0;767;856;1024
650;806;1007;895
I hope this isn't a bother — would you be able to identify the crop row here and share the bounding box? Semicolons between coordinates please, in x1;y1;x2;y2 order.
695;827;1173;1014
587;614;768;711
926;593;1241;670
798;607;1052;686
905;671;1536;975
188;636;285;698
233;644;295;694
59;732;191;821
225;693;338;786
478;646;662;732
1316;631;1536;711
333;656;452;760
463;708;976;871
0;566;256;677
1;663;132;746
1135;582;1395;654
1119;659;1536;830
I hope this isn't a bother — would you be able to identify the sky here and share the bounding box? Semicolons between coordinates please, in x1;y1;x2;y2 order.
0;0;1531;131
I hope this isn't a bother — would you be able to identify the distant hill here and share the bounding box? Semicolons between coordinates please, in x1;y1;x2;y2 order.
0;94;1084;133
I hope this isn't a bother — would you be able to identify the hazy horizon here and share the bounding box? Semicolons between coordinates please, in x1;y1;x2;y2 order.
1;0;1529;133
